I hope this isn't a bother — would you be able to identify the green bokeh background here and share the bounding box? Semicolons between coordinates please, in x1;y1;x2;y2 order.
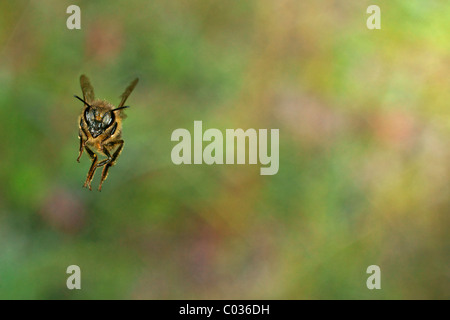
0;0;448;299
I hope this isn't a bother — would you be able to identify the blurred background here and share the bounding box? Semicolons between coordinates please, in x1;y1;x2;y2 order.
0;0;448;299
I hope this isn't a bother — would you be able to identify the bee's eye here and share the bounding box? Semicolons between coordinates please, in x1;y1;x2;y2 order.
85;108;95;124
102;112;114;127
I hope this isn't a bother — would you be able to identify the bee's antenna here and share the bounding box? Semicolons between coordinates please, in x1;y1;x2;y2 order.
74;95;92;108
112;106;130;112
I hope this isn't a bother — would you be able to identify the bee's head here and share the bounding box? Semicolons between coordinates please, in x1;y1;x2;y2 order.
75;95;128;138
84;106;114;138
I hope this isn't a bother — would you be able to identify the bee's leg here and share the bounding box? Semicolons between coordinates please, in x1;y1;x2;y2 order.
98;140;124;191
77;125;89;162
77;132;85;162
84;146;98;191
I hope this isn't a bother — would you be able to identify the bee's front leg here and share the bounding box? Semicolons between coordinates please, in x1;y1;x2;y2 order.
84;146;98;191
77;125;89;163
77;132;85;163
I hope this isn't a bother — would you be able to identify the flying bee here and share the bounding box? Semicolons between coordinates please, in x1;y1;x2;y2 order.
75;75;139;191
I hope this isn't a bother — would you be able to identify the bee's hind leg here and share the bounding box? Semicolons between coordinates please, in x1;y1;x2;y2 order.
84;146;98;191
98;140;124;191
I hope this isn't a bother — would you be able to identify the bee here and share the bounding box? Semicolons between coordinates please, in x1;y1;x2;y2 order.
75;75;139;191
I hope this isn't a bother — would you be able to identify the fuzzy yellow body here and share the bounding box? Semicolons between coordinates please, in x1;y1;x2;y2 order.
78;101;123;157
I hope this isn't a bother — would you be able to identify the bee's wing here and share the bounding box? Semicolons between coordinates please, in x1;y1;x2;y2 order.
117;78;139;109
80;75;95;104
